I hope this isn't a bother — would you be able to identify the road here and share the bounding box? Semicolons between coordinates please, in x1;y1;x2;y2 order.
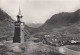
58;46;80;55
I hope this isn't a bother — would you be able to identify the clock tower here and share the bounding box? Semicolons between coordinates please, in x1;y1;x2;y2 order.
13;9;24;43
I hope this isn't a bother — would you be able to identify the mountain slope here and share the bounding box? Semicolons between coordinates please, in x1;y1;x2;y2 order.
0;8;14;40
40;9;80;31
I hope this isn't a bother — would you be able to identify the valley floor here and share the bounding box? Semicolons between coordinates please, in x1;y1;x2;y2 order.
0;36;80;55
0;36;64;55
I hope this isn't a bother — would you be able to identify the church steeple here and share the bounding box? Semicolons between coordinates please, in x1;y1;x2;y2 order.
13;8;25;43
17;8;23;22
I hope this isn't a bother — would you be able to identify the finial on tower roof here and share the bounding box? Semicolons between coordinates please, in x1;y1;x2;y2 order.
17;8;23;18
16;0;23;22
19;8;21;15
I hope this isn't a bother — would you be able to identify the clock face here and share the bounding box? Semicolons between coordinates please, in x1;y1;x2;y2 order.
21;23;24;25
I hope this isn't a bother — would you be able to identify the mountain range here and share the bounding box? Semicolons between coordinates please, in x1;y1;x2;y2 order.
40;9;80;31
38;9;80;41
27;23;42;28
0;8;80;40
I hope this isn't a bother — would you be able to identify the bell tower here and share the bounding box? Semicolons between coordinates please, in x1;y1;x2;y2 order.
13;8;25;43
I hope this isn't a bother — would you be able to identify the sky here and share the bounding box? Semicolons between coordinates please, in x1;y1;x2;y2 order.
0;0;80;24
